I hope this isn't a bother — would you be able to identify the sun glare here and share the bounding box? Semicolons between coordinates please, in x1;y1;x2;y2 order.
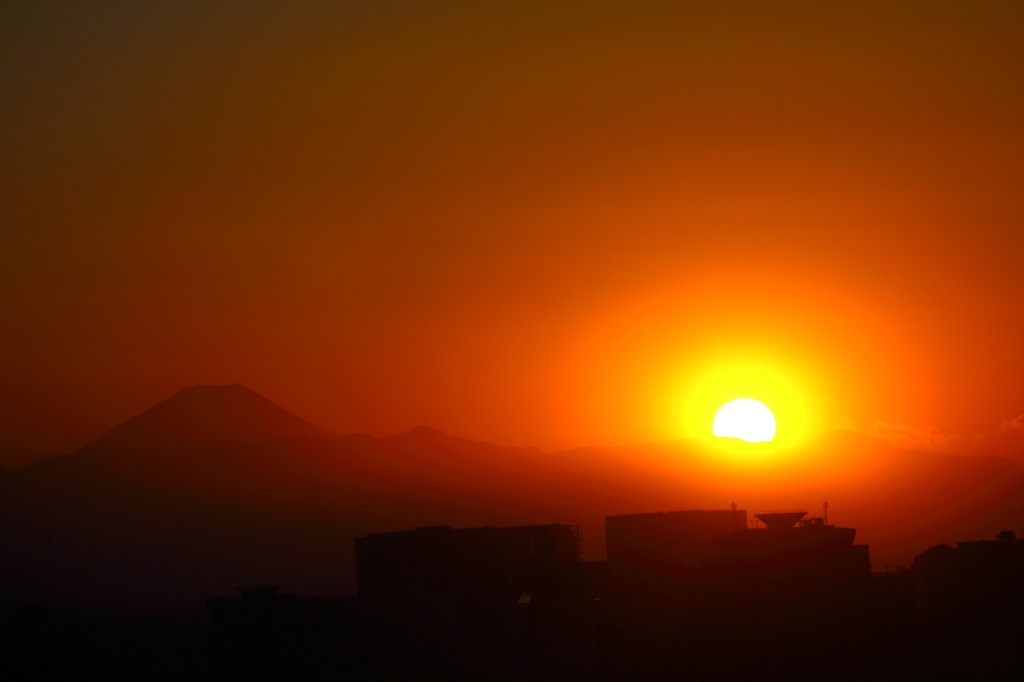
673;358;816;449
713;398;777;442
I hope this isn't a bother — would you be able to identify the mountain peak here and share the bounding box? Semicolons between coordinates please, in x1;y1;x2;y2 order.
388;425;460;444
171;383;252;397
402;424;450;437
79;384;334;453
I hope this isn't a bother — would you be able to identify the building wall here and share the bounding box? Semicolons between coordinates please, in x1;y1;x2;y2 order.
356;523;581;600
605;509;746;572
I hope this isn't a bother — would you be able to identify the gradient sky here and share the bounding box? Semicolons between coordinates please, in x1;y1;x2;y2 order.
3;1;1024;458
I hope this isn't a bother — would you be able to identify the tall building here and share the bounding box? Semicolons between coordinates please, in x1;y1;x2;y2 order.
356;523;581;601
711;510;870;582
605;508;745;577
356;523;595;680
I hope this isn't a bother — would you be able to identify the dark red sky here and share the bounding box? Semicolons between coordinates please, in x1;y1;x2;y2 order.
3;1;1024;459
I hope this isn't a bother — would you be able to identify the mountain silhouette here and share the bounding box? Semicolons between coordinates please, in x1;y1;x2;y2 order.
964;422;1024;467
0;384;98;468
2;385;1023;616
0;386;569;613
76;384;334;454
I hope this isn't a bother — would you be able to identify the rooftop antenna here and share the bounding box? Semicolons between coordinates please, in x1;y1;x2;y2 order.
823;500;830;526
731;501;737;531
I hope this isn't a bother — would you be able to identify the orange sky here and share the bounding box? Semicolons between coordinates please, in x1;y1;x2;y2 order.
3;1;1024;457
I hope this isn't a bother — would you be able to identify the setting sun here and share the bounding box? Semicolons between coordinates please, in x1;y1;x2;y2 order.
713;398;777;442
673;357;817;449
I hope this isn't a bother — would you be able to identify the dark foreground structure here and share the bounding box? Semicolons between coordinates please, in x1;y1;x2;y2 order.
911;531;1024;680
207;587;358;681
6;511;1022;680
355;524;599;681
342;511;1022;681
600;509;875;680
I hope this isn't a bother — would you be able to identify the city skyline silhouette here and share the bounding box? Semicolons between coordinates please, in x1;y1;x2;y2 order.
3;2;1024;679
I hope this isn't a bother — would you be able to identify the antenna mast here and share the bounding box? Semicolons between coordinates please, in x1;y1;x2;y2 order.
823;500;830;526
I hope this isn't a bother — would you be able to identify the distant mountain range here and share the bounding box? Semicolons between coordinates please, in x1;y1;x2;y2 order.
2;384;1022;615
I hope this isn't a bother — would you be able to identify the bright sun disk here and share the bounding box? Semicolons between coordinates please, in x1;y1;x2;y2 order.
713;398;777;442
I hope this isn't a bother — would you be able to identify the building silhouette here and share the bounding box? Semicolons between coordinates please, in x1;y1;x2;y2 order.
710;510;870;582
597;508;876;680
353;509;884;680
356;523;582;601
910;530;1024;679
355;523;599;681
195;512;1023;680
606;508;745;578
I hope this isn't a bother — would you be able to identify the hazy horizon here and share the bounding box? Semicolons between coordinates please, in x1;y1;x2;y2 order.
4;382;1022;469
4;2;1024;459
4;5;1023;678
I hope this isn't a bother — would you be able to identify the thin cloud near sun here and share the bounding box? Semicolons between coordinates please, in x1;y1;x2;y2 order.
999;414;1024;432
837;418;961;453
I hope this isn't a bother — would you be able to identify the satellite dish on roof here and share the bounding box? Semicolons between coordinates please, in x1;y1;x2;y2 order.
754;511;807;530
